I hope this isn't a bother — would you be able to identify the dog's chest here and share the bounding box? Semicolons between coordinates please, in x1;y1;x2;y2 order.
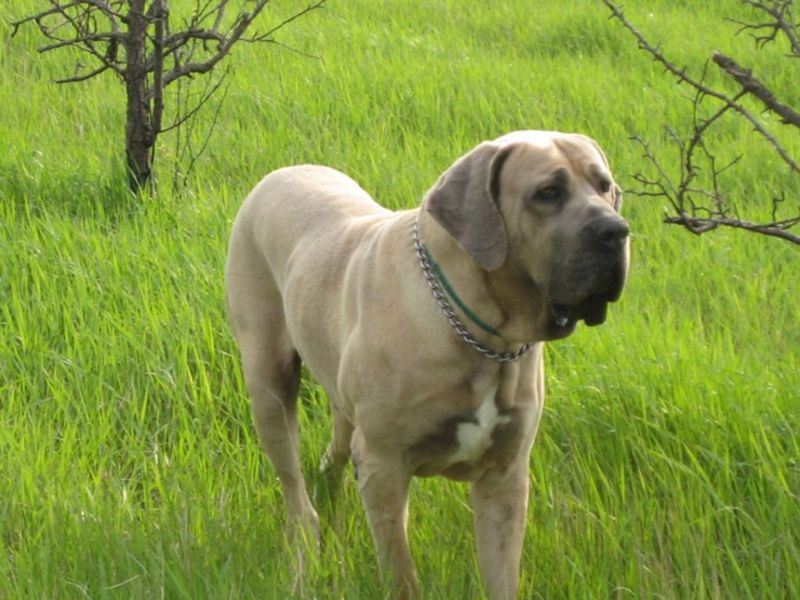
447;384;509;465
410;376;526;480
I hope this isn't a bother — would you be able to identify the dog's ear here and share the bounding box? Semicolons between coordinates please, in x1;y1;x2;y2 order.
612;183;623;212
425;142;512;271
583;135;623;213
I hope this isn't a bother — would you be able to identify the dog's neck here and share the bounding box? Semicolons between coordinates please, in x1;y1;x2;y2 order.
416;209;550;346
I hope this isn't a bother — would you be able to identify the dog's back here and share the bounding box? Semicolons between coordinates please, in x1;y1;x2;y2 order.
236;165;389;268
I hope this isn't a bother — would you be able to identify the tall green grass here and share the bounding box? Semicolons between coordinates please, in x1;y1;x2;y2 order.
1;0;798;597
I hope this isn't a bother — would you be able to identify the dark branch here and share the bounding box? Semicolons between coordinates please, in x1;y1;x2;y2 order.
13;0;126;79
159;0;326;88
605;0;800;245
159;68;229;133
54;62;111;83
738;0;800;55
170;67;231;193
158;0;267;86
11;3;81;36
602;0;799;175
37;32;125;54
632;129;799;245
665;214;800;243
248;0;328;42
151;0;167;137
712;52;800;127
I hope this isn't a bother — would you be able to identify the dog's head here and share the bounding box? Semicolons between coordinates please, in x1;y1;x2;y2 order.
425;130;630;340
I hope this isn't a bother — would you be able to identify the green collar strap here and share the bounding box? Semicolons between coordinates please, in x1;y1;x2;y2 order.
420;245;502;338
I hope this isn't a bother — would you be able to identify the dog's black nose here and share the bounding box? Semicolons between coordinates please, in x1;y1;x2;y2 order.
585;216;630;246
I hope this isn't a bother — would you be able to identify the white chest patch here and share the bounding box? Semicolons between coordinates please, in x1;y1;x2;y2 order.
448;384;511;465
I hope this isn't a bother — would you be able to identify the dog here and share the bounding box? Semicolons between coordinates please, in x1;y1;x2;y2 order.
225;130;630;599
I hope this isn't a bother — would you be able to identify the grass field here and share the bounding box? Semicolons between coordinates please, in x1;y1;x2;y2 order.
1;0;799;598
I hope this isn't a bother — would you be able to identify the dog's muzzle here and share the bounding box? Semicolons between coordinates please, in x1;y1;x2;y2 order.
551;215;630;329
551;288;619;328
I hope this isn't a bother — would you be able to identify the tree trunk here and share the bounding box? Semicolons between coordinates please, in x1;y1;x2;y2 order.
124;0;154;194
14;0;325;198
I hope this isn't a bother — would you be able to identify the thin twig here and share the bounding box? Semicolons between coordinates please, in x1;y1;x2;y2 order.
159;68;228;133
738;0;800;55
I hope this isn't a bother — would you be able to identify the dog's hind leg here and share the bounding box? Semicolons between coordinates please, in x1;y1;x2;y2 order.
246;338;318;541
225;234;319;548
319;406;353;477
317;406;354;507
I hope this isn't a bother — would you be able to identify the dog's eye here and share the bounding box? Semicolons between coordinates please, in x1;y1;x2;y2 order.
534;185;564;204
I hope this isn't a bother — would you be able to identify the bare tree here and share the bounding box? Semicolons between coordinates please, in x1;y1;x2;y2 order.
602;0;800;245
12;0;326;194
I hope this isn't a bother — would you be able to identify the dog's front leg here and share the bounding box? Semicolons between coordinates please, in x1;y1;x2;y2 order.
471;462;530;600
353;435;418;599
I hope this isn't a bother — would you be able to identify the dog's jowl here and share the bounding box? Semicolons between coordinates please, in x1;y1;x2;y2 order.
225;130;630;599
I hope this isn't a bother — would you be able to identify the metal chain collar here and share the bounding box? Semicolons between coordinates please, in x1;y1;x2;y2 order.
412;216;533;363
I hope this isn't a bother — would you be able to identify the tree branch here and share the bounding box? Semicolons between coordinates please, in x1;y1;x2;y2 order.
13;0;126;79
664;214;800;243
54;62;112;83
604;0;800;245
37;31;125;54
248;0;327;42
170;67;231;192
159;0;271;87
160;0;326;87
737;0;800;55
712;52;800;126
159;68;229;134
602;0;799;175
151;0;167;137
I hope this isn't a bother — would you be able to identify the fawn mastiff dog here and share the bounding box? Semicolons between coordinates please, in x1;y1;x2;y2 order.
225;130;630;599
